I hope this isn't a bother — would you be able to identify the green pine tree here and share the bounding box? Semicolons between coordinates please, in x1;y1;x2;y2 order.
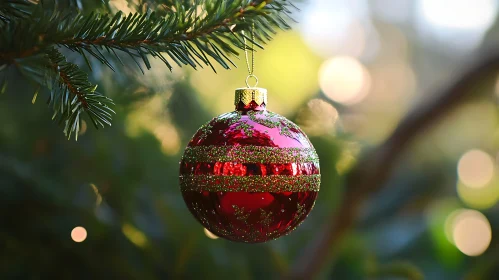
0;0;294;139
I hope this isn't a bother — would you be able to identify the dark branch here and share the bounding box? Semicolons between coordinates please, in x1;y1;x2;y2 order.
287;50;499;279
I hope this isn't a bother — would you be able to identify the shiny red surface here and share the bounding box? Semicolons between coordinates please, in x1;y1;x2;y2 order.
182;191;317;242
180;162;320;176
180;104;319;243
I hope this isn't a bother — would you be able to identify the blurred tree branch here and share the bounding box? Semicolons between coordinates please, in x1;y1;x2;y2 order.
0;0;34;22
287;50;499;279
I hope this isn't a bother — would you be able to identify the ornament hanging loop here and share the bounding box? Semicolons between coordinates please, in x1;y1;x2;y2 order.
243;21;258;88
245;74;258;88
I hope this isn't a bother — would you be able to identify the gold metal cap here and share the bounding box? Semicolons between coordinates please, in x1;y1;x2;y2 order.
234;87;268;106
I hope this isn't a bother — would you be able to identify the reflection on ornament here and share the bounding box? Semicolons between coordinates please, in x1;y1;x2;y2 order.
179;88;320;243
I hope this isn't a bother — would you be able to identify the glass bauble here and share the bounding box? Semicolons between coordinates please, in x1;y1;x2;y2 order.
179;88;320;243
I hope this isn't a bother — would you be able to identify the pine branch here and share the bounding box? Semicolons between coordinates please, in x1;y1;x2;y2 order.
0;0;295;140
1;0;294;72
44;47;115;140
0;0;35;23
14;47;114;140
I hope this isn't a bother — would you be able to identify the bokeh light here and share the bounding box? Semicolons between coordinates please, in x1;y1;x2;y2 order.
204;228;219;240
296;99;339;136
122;223;148;248
71;226;87;243
457;179;499;210
154;124;181;155
300;0;375;58
419;0;497;30
444;209;461;244
457;149;494;188
417;0;498;50
445;209;492;256
318;56;371;105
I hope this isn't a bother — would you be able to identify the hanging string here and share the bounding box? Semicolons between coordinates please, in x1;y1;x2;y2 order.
243;22;258;88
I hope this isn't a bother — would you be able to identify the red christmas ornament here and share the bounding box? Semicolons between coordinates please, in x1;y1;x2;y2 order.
179;88;320;243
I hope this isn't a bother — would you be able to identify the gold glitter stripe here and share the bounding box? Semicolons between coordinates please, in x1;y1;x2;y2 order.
179;174;321;192
182;146;319;164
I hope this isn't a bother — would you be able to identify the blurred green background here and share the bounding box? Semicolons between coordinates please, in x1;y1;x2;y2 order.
1;0;499;279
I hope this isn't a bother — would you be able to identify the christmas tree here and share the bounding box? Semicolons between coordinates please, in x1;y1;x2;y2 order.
0;0;293;139
1;0;499;279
